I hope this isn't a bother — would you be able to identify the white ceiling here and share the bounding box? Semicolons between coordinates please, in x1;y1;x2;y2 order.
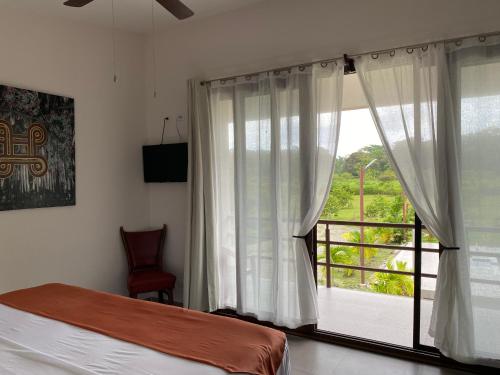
1;0;266;34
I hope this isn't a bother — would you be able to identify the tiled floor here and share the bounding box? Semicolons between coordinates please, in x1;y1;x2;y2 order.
317;287;434;347
286;335;473;375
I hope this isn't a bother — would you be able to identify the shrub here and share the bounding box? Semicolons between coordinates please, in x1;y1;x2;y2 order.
368;194;416;244
330;246;356;277
365;195;390;218
322;184;353;217
317;245;357;283
370;260;414;296
343;230;378;263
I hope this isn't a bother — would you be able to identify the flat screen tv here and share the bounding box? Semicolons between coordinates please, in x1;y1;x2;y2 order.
143;143;188;182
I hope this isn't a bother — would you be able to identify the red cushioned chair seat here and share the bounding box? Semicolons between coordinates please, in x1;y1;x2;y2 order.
128;269;176;295
121;225;176;304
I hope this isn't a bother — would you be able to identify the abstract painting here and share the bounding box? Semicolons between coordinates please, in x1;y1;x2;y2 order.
0;85;75;211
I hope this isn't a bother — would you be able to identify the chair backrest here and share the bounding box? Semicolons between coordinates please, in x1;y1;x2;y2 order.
120;225;167;273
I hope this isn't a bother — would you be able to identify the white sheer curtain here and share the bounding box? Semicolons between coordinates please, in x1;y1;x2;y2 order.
184;79;215;311
355;45;461;249
436;37;500;366
206;63;343;328
356;38;500;366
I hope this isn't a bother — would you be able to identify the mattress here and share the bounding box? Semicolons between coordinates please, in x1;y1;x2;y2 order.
0;304;290;375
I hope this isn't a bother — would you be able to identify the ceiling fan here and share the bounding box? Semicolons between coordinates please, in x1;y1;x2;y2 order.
63;0;194;20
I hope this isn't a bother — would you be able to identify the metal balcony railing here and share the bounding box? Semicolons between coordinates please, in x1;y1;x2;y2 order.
314;219;439;288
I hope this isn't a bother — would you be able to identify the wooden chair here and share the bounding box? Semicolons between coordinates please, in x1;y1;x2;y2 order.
120;224;175;304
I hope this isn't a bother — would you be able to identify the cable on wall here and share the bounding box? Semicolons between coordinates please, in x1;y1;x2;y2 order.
161;117;168;144
161;117;182;144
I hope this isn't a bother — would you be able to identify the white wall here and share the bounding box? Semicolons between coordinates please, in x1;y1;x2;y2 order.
145;0;500;302
1;0;499;302
0;8;150;295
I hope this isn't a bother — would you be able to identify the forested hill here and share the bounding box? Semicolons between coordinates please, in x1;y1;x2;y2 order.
335;145;393;179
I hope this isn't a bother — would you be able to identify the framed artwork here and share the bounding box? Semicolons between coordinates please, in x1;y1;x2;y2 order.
0;84;75;211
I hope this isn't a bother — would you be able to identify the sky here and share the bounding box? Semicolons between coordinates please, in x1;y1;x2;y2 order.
337;108;382;157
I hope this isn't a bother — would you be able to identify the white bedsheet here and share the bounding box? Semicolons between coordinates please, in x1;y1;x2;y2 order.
0;304;289;375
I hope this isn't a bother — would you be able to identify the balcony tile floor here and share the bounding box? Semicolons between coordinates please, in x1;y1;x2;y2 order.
317;286;434;347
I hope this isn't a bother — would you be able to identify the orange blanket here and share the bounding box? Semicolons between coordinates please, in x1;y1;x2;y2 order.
0;283;286;375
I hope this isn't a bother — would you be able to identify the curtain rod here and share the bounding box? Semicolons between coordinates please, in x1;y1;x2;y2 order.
200;29;500;85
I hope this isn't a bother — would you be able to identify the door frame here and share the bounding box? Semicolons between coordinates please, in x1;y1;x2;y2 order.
305;213;439;352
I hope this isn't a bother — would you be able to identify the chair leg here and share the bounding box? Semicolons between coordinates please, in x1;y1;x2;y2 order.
129;292;138;299
166;289;174;305
158;290;164;304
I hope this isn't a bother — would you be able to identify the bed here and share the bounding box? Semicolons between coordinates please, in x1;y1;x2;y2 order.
0;284;289;375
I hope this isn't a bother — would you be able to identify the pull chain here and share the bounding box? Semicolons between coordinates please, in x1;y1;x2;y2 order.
111;0;118;83
151;0;158;98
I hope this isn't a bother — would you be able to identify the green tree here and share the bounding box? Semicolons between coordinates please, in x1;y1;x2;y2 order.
317;245;356;286
370;260;414;296
334;156;346;174
322;184;353;218
362;194;416;244
343;145;390;177
317;245;357;279
365;195;390;218
343;229;378;263
378;169;397;181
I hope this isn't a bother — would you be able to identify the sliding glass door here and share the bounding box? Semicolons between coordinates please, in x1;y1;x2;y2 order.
310;103;440;351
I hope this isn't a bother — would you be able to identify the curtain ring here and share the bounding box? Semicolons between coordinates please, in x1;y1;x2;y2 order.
455;40;462;46
298;65;305;71
371;53;379;59
220;79;226;85
406;48;414;54
479;35;487;42
389;50;395;57
273;70;280;76
421;45;428;52
245;75;252;81
320;62;328;68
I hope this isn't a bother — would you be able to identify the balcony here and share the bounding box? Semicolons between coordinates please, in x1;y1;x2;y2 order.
314;219;439;348
317;287;434;347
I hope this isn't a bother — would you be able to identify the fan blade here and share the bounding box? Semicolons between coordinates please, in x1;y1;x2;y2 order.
156;0;194;20
63;0;95;7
